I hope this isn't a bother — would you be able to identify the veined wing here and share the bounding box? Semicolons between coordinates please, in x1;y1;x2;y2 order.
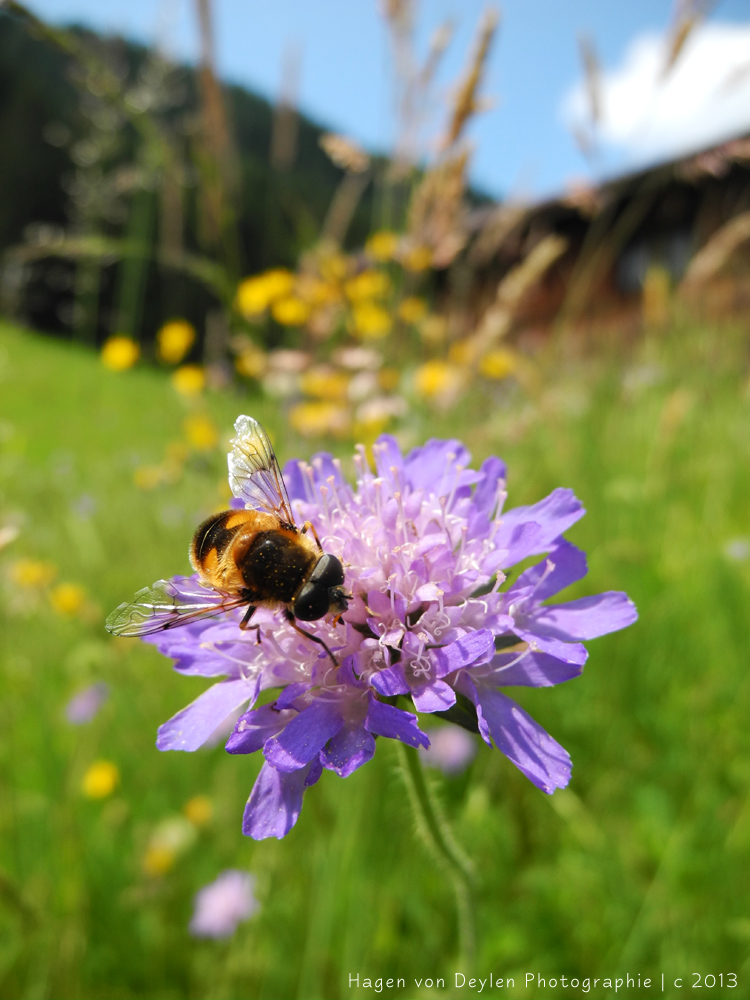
105;578;249;637
228;415;295;527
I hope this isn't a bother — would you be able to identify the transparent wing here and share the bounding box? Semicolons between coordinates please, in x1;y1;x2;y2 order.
105;578;249;637
228;415;296;526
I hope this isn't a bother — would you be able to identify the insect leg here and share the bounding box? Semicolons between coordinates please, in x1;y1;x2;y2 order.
300;520;323;552
283;608;336;664
239;605;257;630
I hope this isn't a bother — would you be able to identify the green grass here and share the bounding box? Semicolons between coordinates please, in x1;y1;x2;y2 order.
1;320;749;999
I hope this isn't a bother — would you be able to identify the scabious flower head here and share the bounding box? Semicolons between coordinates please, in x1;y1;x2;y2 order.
148;423;637;839
189;870;258;939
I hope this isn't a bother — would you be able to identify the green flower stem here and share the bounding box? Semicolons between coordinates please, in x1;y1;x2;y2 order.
398;743;476;967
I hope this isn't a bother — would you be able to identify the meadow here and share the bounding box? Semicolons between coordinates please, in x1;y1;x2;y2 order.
1;316;749;1000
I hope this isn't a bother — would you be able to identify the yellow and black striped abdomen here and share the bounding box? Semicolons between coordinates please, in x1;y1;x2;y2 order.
189;508;278;593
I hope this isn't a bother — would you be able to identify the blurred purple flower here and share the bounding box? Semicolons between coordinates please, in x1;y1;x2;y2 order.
65;682;109;724
148;430;637;839
189;870;258;938
420;726;477;775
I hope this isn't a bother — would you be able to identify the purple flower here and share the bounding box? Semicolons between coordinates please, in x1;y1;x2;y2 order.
189;870;258;938
148;428;637;839
65;682;109;724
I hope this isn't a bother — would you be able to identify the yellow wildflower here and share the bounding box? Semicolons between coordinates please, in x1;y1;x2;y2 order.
289;401;351;438
414;360;461;399
236;276;271;317
142;845;176;877
82;760;120;799
184;795;214;827
398;296;428;324
296;274;340;306
50;582;86;616
479;348;517;380
318;252;352;283
142;816;197;877
351;302;391;340
420;315;448;345
236;268;295;317
165;441;190;466
352;415;390;442
272;296;311;327
101;335;139;371
171;364;205;397
184;414;219;451
157;319;196;365
401;245;433;273
448;339;476;366
366;230;399;262
133;465;164;490
344;270;391;301
378;368;400;392
235;345;267;379
300;367;350;400
10;558;56;588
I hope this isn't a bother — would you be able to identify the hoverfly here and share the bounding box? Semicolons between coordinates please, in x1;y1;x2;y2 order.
106;415;350;661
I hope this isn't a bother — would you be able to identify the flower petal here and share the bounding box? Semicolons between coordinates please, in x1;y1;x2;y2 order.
412;679;456;712
498;521;544;568
156;677;258;751
370;664;409;696
465;679;571;792
492;650;585;687
364;696;429;748
320;724;376;777
242;761;316;840
404;438;472;494
497;488;585;557
529;592;638;640
282;459;308;502
225;704;295;754
514;628;589;664
432;629;495;676
513;540;588;602
372;434;404;485
263;699;345;772
473;456;506;516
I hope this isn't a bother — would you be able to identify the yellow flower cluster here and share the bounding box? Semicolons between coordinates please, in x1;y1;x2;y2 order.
234;233;438;349
50;582;87;617
229;228;528;437
171;364;205;397
101;336;139;372
157;320;195;365
10;558;56;588
82;760;120;799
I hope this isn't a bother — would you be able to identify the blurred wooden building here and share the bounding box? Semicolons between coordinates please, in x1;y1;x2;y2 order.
463;134;750;345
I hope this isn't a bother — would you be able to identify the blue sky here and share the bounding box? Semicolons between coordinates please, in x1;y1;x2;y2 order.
22;0;750;199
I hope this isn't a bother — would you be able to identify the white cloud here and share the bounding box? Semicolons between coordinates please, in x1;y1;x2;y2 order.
561;22;750;168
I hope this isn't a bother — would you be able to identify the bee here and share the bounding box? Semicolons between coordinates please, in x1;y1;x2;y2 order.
105;415;350;662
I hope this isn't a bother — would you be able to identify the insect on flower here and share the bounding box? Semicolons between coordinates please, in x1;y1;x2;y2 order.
105;416;351;662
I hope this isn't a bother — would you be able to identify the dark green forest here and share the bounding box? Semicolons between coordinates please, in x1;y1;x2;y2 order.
0;8;379;346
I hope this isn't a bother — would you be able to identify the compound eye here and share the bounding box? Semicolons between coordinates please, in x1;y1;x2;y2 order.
309;554;345;589
293;581;329;622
